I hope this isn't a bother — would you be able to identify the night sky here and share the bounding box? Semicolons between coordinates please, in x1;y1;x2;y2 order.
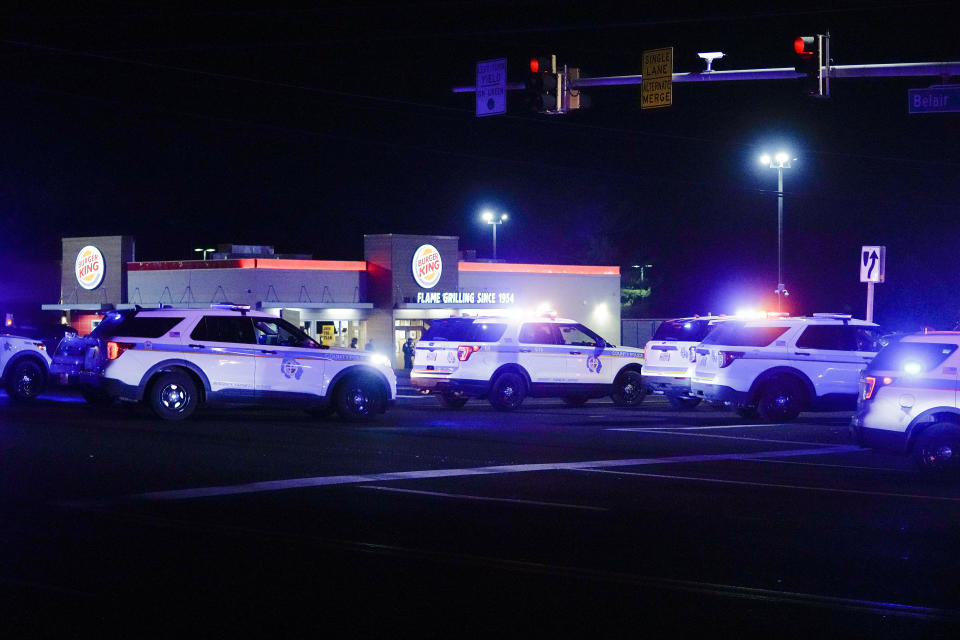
0;1;957;329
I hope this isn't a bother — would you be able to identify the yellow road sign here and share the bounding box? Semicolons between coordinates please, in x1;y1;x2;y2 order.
641;47;673;109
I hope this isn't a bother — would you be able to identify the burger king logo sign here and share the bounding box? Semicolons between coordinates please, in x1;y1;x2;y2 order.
75;245;105;290
412;244;442;289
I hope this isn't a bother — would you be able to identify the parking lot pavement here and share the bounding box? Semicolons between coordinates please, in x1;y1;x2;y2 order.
2;391;960;636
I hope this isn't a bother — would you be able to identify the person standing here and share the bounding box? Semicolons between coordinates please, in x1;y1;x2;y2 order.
364;339;373;351
402;338;415;369
350;337;358;349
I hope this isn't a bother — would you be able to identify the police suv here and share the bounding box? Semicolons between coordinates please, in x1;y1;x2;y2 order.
51;306;396;421
853;331;960;475
691;314;881;421
1;329;54;401
642;316;727;409
411;315;646;410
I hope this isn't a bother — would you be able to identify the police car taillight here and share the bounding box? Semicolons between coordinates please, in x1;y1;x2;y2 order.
862;375;894;400
718;350;745;368
107;341;134;360
457;345;481;361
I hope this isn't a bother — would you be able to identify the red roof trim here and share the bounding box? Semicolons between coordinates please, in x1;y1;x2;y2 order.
127;259;367;272
458;262;619;275
127;259;256;271
255;259;366;271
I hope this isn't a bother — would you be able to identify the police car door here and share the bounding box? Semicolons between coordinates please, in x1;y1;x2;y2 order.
188;315;258;397
557;323;611;384
794;324;866;398
517;323;565;385
252;318;326;399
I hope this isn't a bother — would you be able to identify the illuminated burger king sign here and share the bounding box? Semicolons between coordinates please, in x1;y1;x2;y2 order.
75;245;105;290
412;244;442;289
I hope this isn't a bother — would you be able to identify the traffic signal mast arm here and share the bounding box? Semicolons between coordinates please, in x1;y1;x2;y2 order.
453;61;960;93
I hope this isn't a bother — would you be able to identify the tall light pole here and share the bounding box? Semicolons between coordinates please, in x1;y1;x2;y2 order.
481;210;508;260
194;247;216;260
759;152;794;311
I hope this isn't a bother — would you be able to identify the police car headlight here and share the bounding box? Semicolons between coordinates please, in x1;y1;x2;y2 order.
370;354;391;368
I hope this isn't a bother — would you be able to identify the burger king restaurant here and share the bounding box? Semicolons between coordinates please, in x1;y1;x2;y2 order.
43;234;622;367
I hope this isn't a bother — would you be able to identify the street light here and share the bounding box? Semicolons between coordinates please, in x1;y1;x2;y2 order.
632;263;654;281
194;247;216;260
481;210;508;260
759;152;795;311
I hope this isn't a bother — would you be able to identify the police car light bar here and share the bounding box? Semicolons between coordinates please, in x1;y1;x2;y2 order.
812;313;853;319
210;304;251;315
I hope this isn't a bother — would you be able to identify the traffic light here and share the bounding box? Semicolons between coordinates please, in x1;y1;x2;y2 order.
793;34;829;98
526;55;560;113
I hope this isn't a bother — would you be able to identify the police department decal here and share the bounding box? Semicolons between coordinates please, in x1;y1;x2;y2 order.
281;357;304;380
586;356;602;373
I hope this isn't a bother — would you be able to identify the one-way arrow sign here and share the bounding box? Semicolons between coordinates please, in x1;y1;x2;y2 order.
860;245;886;283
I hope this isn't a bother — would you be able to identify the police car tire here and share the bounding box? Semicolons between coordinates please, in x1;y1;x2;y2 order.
757;376;805;422
913;423;960;476
562;395;589;406
667;395;701;410
611;370;646;407
335;374;382;422
5;359;45;402
489;372;526;411
440;391;469;409
148;371;198;421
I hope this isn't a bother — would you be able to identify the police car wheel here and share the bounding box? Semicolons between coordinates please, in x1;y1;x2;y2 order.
667;395;701;410
489;372;526;411
913;423;960;476
562;395;589;406
439;391;468;409
335;375;382;422
148;371;198;421
757;377;805;422
611;370;646;406
5;359;45;402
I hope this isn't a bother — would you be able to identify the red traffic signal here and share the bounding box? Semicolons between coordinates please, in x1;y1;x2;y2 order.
794;36;816;56
529;56;555;75
793;34;828;98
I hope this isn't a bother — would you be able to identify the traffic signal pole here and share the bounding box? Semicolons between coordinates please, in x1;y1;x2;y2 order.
453;61;960;93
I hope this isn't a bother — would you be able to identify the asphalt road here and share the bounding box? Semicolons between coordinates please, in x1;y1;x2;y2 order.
2;387;959;638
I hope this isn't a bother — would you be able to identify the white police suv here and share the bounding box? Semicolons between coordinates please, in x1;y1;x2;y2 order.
642;316;727;409
853;331;960;475
1;329;54;401
51;305;396;421
411;315;645;410
691;314;881;421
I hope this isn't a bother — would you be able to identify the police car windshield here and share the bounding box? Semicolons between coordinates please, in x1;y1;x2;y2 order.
867;342;958;373
653;319;714;342
421;318;508;342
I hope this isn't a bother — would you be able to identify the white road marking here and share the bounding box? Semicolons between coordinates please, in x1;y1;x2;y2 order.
356;485;607;511
575;468;960;502
609;427;832;446
747;458;913;473
105;444;859;503
624;424;781;430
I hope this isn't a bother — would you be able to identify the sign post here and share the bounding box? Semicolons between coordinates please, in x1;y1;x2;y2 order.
476;58;507;117
860;245;886;323
641;47;673;109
